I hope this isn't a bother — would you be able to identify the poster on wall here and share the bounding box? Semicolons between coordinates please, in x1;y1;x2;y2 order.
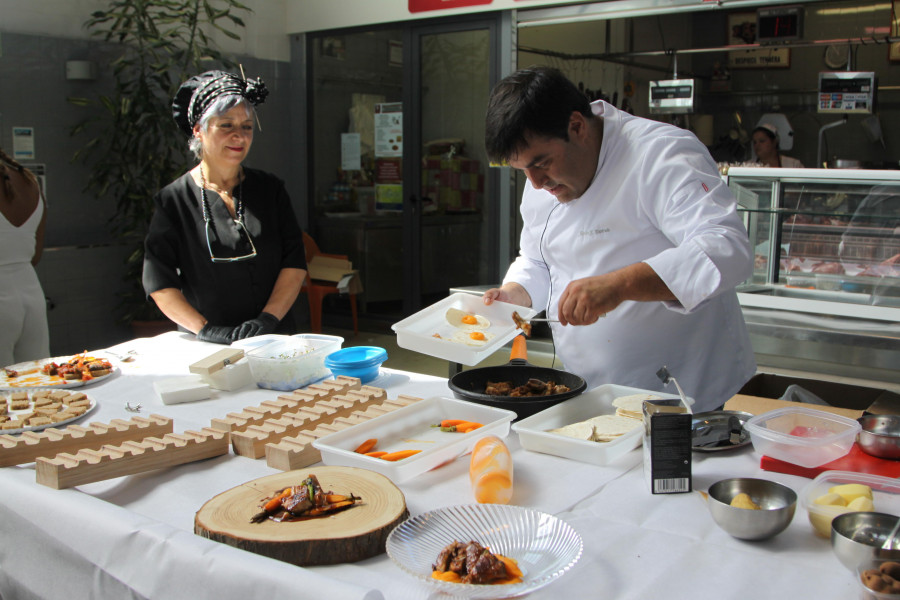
409;0;491;13
374;102;403;158
727;13;790;69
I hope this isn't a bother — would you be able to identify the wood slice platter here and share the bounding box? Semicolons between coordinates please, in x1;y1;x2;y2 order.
194;466;408;566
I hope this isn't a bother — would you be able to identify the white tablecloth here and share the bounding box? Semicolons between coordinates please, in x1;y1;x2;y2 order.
0;332;858;599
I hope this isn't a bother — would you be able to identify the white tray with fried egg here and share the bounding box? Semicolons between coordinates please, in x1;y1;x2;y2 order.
1;355;116;391
0;390;98;436
391;293;537;366
512;384;684;466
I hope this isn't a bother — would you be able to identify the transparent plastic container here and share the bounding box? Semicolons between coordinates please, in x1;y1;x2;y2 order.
744;406;861;468
857;559;900;600
245;334;343;391
801;470;900;538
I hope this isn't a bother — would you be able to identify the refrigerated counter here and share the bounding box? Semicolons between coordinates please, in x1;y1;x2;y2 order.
725;167;900;385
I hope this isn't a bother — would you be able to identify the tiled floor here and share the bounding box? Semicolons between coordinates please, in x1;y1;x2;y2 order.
324;326;561;379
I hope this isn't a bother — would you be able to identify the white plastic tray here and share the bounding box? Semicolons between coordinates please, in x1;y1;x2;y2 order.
512;384;683;466
391;293;537;366
313;396;515;483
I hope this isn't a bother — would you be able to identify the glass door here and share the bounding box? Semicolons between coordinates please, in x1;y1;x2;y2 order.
402;16;500;315
307;14;502;327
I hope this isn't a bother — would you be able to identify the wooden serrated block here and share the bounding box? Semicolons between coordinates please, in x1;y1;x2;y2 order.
35;428;229;489
229;389;386;459
208;377;363;433
0;415;173;468
264;395;424;471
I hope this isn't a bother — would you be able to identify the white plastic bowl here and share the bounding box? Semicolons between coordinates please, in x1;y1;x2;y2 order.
744;406;860;468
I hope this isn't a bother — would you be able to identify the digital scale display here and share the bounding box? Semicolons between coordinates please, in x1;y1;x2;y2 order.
648;79;694;114
818;71;875;114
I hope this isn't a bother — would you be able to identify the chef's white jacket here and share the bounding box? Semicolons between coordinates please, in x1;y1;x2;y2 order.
504;100;756;411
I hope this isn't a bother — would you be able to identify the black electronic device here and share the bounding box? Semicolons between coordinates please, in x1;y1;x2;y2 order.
756;6;803;44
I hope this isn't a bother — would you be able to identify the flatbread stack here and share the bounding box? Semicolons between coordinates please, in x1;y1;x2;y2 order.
547;393;663;443
548;414;642;443
612;393;662;420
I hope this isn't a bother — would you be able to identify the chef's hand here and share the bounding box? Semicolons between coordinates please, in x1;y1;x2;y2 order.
558;263;677;326
235;312;280;340
557;275;620;326
482;282;532;307
197;323;240;345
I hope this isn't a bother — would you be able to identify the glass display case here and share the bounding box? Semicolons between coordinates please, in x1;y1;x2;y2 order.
725;167;900;384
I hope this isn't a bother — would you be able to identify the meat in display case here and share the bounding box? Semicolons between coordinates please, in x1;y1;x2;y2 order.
724;167;900;384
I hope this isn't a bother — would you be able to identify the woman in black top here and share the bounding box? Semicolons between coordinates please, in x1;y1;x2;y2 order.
143;70;306;344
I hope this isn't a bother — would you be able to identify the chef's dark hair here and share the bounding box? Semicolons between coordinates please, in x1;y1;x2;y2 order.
485;66;592;165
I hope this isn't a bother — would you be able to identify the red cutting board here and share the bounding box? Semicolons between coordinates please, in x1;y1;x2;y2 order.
761;443;900;479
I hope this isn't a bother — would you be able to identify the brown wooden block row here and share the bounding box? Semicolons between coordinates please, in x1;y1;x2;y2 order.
229;388;387;459
208;376;363;434
35;427;229;490
264;395;424;471
0;415;173;468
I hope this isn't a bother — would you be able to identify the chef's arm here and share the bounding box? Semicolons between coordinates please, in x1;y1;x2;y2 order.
261;267;307;321
149;288;208;334
557;262;675;326
482;282;533;308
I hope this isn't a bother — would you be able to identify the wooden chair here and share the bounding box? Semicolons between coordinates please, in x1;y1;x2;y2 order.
301;232;359;335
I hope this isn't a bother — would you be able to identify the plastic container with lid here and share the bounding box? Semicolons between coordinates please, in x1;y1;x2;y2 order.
744;406;861;468
801;470;900;538
245;334;343;391
324;346;387;384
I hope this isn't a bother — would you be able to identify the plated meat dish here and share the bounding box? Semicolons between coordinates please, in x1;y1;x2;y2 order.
485;378;570;397
250;474;360;523
431;540;521;584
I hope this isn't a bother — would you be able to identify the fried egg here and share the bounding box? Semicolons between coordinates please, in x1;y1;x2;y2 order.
449;329;494;347
445;308;491;331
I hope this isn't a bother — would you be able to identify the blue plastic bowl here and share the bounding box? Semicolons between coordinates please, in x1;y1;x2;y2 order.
324;346;388;384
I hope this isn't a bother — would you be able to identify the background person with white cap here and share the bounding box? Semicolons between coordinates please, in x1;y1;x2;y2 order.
751;123;803;168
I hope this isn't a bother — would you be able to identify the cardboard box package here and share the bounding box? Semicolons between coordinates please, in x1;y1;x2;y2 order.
643;398;692;495
307;255;363;295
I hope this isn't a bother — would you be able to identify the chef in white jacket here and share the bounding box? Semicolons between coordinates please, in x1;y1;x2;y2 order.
483;66;756;412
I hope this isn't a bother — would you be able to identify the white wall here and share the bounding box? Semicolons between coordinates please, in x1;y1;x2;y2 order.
0;0;292;61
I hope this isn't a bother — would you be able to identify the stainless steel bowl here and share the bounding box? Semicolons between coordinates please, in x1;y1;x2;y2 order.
858;415;900;460
707;478;797;540
831;511;900;571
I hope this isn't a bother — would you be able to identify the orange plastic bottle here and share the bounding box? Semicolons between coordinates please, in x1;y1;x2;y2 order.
469;435;514;504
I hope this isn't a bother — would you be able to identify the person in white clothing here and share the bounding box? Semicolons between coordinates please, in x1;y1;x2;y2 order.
752;123;803;168
482;66;756;411
0;147;49;367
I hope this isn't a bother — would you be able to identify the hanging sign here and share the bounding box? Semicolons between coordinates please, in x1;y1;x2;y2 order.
409;0;491;13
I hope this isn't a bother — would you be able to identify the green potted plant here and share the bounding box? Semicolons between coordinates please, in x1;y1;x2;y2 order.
69;0;251;336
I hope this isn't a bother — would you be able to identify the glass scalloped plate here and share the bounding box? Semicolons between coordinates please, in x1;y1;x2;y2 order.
386;504;583;599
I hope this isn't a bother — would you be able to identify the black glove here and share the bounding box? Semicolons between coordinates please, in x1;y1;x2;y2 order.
235;312;280;340
197;323;240;345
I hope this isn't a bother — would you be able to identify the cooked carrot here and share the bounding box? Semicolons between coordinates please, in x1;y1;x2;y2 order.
432;570;462;582
354;438;378;454
440;419;468;428
325;494;351;503
380;449;422;461
263;487;293;513
365;451;388;458
456;422;483;433
306;499;355;516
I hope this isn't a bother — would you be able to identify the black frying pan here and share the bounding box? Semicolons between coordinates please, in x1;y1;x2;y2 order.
448;335;587;420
